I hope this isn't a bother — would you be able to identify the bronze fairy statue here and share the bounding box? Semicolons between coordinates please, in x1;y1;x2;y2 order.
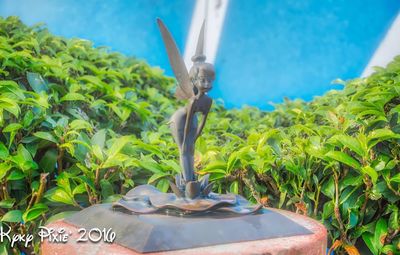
111;19;261;214
157;19;215;199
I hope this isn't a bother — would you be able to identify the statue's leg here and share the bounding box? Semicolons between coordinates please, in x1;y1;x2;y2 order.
179;116;197;182
169;109;198;183
180;144;195;181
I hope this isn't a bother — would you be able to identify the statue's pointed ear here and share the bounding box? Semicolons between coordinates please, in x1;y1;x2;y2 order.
192;20;206;62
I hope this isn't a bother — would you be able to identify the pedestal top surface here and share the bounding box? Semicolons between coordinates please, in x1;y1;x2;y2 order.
42;207;327;255
63;204;312;252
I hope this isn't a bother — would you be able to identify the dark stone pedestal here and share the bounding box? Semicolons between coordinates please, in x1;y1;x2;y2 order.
63;204;311;253
41;204;327;255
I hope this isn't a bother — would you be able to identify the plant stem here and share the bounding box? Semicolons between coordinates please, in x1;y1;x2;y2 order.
296;180;306;214
242;171;261;202
257;173;280;197
26;192;36;211
95;167;100;188
85;183;97;205
57;147;64;175
385;229;399;244
314;186;321;217
358;176;371;227
333;170;347;242
386;179;400;196
2;182;9;200
34;173;48;204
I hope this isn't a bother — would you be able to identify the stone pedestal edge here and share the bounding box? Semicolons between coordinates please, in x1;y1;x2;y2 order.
41;208;327;255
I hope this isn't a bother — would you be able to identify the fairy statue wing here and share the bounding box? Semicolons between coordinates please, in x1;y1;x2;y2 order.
157;18;194;100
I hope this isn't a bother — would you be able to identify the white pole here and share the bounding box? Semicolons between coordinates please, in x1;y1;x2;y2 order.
184;0;229;68
362;13;400;77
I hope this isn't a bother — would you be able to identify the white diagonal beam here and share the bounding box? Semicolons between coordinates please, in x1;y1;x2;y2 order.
184;0;229;68
362;13;400;77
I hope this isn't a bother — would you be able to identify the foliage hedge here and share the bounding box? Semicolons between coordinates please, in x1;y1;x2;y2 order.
0;16;399;254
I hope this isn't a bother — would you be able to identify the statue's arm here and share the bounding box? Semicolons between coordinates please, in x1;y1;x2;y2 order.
195;100;212;140
182;99;195;151
195;111;208;140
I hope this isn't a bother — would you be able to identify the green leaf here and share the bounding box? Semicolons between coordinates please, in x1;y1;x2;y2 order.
382;245;396;254
197;161;226;175
229;181;239;194
368;128;399;141
0;142;9;159
161;159;181;174
227;152;239;173
39;149;57;173
46;211;77;224
342;175;363;187
72;183;86;195
0;163;12;180
92;144;104;161
367;128;400;149
0;94;20;118
109;104;130;121
322;201;334;219
278;191;287;208
374;218;388;251
332;134;366;157
339;185;360;206
102;194;123;203
33;131;58;143
156;178;169;193
101;153;129;168
27;72;48;93
139;159;163;174
100;179;114;199
56;172;72;196
361;166;378;183
362;233;377;254
388;207;399;230
390;173;400;183
1;210;22;222
60;93;86;102
7;170;26;180
347;210;358;229
18;144;33;161
0;199;15;209
91;129;106;149
0;238;9;255
23;203;48;222
148;172;170;184
104;136;132;165
321;177;335;199
12;144;37;172
325;151;361;170
45;188;75;205
3;123;22;132
69;119;92;131
22;110;34;127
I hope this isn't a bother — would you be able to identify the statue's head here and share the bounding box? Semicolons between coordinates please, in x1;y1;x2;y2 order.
188;20;215;94
189;60;215;94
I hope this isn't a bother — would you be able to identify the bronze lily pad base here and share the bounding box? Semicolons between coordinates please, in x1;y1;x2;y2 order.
112;184;262;215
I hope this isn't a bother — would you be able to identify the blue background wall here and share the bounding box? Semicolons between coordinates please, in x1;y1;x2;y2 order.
1;0;399;109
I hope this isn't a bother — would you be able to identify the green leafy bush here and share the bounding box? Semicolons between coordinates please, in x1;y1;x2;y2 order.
0;16;399;254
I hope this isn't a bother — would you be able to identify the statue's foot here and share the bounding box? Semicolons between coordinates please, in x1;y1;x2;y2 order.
170;174;214;199
185;181;200;199
169;181;184;197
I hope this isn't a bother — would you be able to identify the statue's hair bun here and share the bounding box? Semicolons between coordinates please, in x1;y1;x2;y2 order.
191;54;206;63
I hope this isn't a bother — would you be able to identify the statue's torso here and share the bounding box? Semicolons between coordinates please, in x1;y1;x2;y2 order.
192;94;212;114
